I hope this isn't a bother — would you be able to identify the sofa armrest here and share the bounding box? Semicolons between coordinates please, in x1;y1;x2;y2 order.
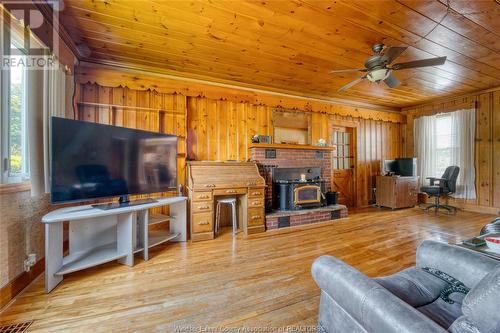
311;256;446;333
416;240;499;288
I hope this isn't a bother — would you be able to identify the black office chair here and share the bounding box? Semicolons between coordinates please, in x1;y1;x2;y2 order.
420;166;460;214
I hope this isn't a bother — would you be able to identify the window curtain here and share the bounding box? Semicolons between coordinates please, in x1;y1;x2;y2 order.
414;115;436;189
450;109;476;199
414;109;476;200
28;57;68;196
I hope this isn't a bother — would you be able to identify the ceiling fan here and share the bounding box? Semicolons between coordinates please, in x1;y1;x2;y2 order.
330;43;447;91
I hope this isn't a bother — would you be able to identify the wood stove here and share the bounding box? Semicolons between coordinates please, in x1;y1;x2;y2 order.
272;167;326;211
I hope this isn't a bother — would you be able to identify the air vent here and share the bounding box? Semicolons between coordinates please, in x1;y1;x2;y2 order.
331;210;341;220
278;216;290;228
0;321;33;333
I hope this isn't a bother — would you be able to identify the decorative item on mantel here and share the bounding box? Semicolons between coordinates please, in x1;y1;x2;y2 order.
251;135;272;143
315;138;328;147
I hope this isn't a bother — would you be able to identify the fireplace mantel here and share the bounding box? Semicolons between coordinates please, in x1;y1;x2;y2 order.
249;143;335;151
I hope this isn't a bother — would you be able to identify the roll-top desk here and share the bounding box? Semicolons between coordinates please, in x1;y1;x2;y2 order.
187;161;266;241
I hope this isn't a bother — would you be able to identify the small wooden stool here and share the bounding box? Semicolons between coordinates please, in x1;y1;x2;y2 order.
215;198;238;236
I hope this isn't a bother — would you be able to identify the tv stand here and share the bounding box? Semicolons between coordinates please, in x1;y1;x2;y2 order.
92;197;157;210
42;197;187;292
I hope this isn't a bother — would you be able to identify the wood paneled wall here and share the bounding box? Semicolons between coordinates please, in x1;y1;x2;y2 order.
186;98;272;161
403;88;500;214
355;117;404;206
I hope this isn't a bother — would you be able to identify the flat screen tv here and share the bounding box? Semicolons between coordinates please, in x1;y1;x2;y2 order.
382;158;417;177
51;117;177;205
396;158;417;177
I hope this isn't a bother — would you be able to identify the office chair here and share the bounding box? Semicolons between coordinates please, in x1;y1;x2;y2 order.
420;166;460;214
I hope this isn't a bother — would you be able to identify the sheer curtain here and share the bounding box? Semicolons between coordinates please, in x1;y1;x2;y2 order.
28;57;67;196
450;110;476;199
414;109;476;200
414;115;436;188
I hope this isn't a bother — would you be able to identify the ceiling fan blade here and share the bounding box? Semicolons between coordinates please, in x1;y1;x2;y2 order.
380;46;407;65
338;76;365;92
329;68;366;73
392;56;447;70
384;73;401;88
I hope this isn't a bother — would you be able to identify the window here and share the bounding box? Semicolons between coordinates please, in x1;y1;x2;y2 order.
1;46;29;184
435;114;458;177
332;129;352;170
414;109;476;199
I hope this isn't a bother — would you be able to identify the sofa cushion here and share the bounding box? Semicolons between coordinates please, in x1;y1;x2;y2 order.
374;267;448;307
461;266;500;333
375;267;466;329
417;293;465;329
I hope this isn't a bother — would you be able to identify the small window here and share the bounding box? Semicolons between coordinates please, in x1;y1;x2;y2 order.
1;47;30;184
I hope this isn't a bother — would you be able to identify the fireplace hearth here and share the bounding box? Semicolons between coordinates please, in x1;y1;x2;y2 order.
272;167;326;211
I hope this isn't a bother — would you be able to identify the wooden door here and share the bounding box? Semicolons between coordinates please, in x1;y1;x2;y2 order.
330;123;357;207
332;169;355;206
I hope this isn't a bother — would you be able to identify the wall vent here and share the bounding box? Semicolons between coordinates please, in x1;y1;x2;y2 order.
278;216;290;228
0;321;33;333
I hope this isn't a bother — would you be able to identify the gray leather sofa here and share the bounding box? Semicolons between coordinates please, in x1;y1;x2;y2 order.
311;240;500;333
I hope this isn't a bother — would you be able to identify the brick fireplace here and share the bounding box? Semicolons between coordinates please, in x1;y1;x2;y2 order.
250;146;332;209
249;145;347;230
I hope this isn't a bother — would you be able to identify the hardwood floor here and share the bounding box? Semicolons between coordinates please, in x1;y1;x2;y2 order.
0;207;495;332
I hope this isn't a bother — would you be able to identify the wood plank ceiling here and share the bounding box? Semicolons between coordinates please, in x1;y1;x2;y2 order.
58;0;500;108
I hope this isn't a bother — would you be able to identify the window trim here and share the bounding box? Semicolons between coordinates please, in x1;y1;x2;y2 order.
1;65;10;184
0;180;31;194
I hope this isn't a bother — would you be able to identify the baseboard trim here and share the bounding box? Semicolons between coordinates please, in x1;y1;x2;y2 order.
454;203;500;215
419;197;499;215
0;258;44;310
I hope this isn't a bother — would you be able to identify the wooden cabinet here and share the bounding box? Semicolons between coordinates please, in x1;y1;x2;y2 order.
376;176;418;209
187;161;266;242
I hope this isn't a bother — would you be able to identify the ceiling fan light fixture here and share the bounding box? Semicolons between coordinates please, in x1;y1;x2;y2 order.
367;68;390;82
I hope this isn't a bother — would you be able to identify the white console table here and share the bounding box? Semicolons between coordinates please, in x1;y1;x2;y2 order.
42;197;187;293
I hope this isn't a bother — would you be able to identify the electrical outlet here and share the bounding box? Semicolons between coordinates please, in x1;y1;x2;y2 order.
24;253;37;272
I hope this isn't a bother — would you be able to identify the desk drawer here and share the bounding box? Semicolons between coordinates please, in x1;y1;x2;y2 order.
248;188;264;198
248;197;264;208
192;191;213;202
213;188;246;196
192;212;213;233
248;207;264;227
192;201;213;213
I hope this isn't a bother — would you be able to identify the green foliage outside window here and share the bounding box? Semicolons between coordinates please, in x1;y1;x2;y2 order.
9;82;22;174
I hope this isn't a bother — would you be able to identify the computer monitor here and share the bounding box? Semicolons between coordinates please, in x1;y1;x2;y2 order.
382;159;398;175
396;158;417;177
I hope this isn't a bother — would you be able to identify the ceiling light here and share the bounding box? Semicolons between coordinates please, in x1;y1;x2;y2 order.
367;68;390;82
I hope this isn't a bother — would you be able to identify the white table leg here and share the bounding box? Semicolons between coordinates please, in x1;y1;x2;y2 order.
170;200;187;242
117;212;134;266
45;222;63;293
